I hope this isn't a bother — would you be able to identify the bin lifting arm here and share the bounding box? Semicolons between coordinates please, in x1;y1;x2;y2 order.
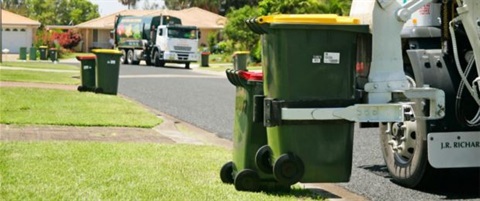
280;87;445;123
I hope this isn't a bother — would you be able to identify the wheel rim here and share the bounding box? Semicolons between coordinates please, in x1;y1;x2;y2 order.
387;121;418;164
121;50;126;63
127;50;133;63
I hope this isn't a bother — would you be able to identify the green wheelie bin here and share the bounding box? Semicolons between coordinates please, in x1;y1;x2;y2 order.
92;49;122;95
76;55;97;92
247;14;369;185
201;52;210;67
233;51;250;70
220;70;288;192
49;48;58;62
19;47;27;60
39;46;48;60
29;47;37;60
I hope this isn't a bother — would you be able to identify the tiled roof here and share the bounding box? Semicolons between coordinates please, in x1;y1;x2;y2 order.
1;9;41;26
75;7;226;29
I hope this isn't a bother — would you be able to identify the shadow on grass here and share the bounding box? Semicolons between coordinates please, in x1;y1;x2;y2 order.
264;187;326;200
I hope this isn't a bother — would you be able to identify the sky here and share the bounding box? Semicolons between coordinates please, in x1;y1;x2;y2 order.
89;0;166;16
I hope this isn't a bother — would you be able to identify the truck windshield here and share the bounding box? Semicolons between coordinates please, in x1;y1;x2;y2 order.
167;28;197;39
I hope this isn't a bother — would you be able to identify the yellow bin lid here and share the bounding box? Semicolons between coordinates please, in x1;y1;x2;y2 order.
92;49;122;54
234;51;250;55
257;14;360;25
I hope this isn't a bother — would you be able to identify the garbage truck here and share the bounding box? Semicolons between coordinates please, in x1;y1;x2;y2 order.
261;0;479;188
114;14;200;68
347;0;480;188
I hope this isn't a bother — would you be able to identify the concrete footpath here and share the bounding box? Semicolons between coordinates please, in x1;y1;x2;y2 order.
0;60;367;201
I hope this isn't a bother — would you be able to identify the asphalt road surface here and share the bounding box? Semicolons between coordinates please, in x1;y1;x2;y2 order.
118;63;480;201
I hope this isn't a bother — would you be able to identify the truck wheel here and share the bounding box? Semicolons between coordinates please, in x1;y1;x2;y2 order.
127;50;134;64
185;62;190;69
145;56;152;66
121;49;128;64
153;51;160;67
379;101;433;188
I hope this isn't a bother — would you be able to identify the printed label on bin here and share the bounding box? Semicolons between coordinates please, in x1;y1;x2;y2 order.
324;52;340;64
83;65;92;70
312;55;322;64
107;60;116;65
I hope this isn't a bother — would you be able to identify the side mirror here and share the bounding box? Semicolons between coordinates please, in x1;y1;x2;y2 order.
158;29;163;36
198;31;201;39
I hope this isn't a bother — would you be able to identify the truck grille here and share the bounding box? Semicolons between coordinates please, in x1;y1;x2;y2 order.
177;54;189;60
174;46;192;51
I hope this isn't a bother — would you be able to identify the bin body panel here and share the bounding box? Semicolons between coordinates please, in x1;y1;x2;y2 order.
94;51;122;95
29;47;37;60
261;23;368;182
19;47;27;60
39;47;48;60
232;82;269;179
264;24;365;101
267;122;354;182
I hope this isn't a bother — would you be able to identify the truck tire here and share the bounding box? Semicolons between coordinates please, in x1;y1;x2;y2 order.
127;50;134;65
153;51;160;67
121;49;128;64
185;62;190;69
145;56;152;66
379;100;433;188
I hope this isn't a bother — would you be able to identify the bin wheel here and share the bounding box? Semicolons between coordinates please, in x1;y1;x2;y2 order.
273;153;304;185
94;87;103;94
220;161;234;184
234;169;261;192
77;86;85;92
255;145;273;174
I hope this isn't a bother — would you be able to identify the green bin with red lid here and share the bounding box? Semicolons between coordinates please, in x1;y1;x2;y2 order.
76;55;97;92
220;70;289;192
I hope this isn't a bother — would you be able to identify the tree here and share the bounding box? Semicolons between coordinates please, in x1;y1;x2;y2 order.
319;0;351;16
164;0;191;10
143;0;165;10
223;5;260;51
1;0;29;16
25;0;99;26
118;0;140;9
258;0;323;15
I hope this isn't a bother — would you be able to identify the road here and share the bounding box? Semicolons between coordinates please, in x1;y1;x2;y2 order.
117;63;480;201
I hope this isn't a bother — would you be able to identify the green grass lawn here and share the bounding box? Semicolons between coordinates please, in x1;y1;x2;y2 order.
0;88;161;128
0;142;322;200
0;61;79;70
0;70;79;85
0;61;80;85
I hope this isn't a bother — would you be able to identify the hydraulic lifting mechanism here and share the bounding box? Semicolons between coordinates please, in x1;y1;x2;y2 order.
295;0;479;188
221;0;479;191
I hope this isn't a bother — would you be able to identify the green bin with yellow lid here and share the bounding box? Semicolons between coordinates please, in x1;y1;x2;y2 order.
246;14;370;184
92;49;123;95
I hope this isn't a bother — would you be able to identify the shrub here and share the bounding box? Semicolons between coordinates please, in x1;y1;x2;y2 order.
50;30;82;49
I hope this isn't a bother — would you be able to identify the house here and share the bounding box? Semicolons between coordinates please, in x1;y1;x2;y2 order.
1;9;41;53
74;7;226;52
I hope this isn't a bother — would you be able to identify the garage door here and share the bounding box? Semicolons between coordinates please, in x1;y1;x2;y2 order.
2;27;31;53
